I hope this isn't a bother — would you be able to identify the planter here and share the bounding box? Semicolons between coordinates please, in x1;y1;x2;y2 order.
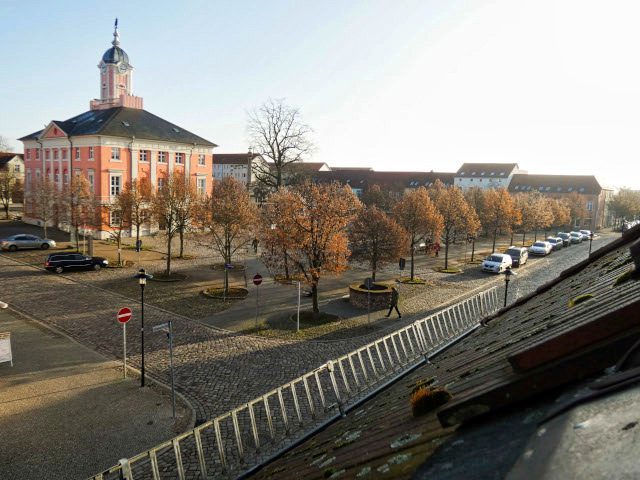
349;282;393;310
150;273;189;282
202;287;248;299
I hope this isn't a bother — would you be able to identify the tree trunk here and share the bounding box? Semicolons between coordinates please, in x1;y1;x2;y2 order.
510;232;514;246
444;241;450;269
492;229;497;253
534;230;538;241
179;227;184;258
3;204;9;219
311;281;319;313
471;240;476;261
372;258;377;282
224;267;229;294
43;221;48;240
283;245;290;280
166;234;172;275
410;242;415;281
522;231;526;245
117;235;122;266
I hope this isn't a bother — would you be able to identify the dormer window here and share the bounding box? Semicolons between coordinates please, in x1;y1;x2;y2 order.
472;172;476;176
514;186;519;190
568;187;573;192
579;187;585;192
122;121;129;127
481;172;485;176
500;172;505;176
545;186;551;191
490;172;495;176
557;187;562;192
460;171;465;175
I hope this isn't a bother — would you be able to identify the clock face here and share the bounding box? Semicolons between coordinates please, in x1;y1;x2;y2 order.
119;64;127;73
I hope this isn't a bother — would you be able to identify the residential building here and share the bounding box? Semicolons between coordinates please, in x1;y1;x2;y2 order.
508;174;612;229
454;162;524;191
0;153;25;182
18;22;216;238
212;153;263;186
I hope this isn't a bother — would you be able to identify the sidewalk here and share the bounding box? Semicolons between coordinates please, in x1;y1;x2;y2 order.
0;308;191;480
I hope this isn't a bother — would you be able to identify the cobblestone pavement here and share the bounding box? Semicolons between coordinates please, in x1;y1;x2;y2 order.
0;233;617;477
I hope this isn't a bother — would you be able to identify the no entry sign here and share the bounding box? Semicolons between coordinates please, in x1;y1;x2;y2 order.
253;274;263;286
117;307;132;323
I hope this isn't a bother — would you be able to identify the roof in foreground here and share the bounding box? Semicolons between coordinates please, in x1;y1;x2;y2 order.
455;163;519;177
18;107;217;147
249;227;640;479
508;173;602;195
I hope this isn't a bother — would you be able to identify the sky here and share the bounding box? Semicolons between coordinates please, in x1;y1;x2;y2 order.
1;0;638;189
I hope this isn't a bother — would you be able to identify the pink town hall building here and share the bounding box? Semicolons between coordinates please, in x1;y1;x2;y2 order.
19;21;217;238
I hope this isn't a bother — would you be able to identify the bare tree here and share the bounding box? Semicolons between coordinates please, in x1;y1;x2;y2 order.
107;193;132;265
0;169;22;219
31;176;56;238
175;176;199;259
247;98;313;191
61;174;95;249
123;177;152;247
0;135;12;152
152;172;184;276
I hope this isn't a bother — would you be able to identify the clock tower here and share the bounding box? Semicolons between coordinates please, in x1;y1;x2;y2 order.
90;19;143;111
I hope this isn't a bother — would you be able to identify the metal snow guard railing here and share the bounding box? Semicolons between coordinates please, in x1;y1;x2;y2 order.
89;286;500;480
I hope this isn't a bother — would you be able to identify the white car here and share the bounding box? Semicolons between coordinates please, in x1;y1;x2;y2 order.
482;254;512;273
529;241;553;255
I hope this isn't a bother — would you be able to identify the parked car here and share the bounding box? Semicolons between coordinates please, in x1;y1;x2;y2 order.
545;237;563;251
569;231;584;244
1;234;56;251
504;246;528;267
45;253;109;273
529;241;553;256
556;232;572;247
482;253;512;273
580;230;593;239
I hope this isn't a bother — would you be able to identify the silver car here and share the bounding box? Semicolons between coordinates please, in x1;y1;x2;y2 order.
0;234;57;251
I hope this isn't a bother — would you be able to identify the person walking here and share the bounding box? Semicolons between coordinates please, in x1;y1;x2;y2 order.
252;238;259;254
385;286;401;318
434;242;441;257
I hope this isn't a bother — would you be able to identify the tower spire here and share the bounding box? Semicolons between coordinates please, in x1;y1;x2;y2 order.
112;18;120;46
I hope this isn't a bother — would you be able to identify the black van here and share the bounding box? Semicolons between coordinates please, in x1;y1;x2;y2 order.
45;253;109;273
504;246;528;267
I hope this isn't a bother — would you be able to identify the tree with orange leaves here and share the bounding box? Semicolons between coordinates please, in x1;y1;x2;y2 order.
348;205;408;282
271;182;359;313
435;186;480;269
549;198;571;231
480;187;515;253
464;186;486;261
393;187;443;280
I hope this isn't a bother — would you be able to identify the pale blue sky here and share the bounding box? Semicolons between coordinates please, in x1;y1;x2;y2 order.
2;0;638;188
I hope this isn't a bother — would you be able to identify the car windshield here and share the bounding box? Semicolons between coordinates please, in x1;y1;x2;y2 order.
487;255;503;262
533;242;545;247
546;238;556;242
505;250;521;257
571;233;579;236
558;234;568;238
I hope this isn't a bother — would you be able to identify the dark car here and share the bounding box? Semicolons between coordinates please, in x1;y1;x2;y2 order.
556;232;572;247
504;246;528;267
45;253;109;273
546;237;563;251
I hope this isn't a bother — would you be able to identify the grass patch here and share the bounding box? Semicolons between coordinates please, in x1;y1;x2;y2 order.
399;277;427;284
105;259;134;268
613;269;633;287
203;287;248;299
274;274;305;285
433;266;462;273
123;245;153;251
410;388;453;417
568;294;595;308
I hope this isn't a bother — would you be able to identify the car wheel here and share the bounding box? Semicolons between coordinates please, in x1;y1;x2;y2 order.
93;264;101;271
8;245;17;252
54;266;64;274
41;243;50;250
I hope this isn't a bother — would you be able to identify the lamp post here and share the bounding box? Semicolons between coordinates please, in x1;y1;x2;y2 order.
589;231;594;255
501;266;517;307
134;268;153;387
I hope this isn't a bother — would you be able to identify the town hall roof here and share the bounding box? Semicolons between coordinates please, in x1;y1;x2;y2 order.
455;163;519;178
18;107;217;147
508;173;602;195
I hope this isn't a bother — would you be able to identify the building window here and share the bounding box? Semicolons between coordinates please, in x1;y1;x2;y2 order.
53;150;59;160
198;154;205;166
88;170;95;193
111;147;120;161
175;153;184;164
45;150;50;160
89;147;94;160
109;210;121;227
27;150;31;161
14;164;20;173
587;200;593;211
26;170;31;191
64;173;69;184
36;150;40;160
75;148;80;161
139;150;148;163
62;149;67;159
35;169;41;180
110;175;122;196
55;172;60;183
157;177;166;189
158;152;167;163
197;177;206;196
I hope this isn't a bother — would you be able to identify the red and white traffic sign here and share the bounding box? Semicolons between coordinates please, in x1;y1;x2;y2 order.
253;274;263;286
117;307;132;323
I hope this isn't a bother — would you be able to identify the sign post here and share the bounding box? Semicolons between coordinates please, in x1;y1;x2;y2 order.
365;277;374;325
253;274;262;329
297;281;301;332
117;307;132;378
136;239;143;266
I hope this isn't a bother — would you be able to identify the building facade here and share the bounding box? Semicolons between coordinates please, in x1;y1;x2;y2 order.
454;163;524;191
19;22;216;238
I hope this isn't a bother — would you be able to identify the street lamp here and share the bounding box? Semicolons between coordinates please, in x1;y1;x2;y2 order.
134;268;153;387
588;231;594;255
501;266;517;307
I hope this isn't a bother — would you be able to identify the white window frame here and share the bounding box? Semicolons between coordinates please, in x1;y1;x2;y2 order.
87;169;95;193
53;149;59;160
36;149;40;160
75;147;80;161
27;150;31;160
111;147;121;161
587;200;593;211
55;172;60;183
158;152;167;164
26;169;31;191
109;210;121;227
139;150;148;163
197;177;206;196
175;153;184;165
45;150;51;160
157;177;166;189
64;172;69;184
35;168;41;180
89;147;94;160
198;154;205;166
110;174;122;197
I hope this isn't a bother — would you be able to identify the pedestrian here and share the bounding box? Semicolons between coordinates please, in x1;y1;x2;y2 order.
252;238;259;254
385;286;401;318
434;242;441;257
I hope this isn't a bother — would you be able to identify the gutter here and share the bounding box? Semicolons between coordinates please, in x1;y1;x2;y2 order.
236;323;483;480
